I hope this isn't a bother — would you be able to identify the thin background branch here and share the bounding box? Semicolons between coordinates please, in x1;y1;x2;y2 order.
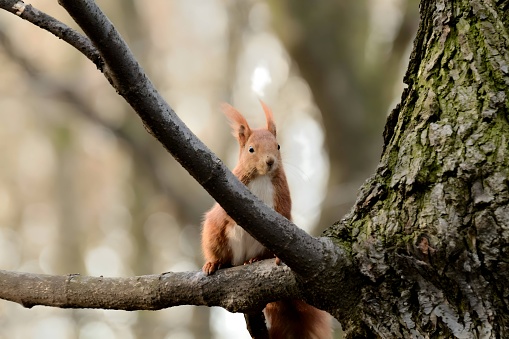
0;0;102;70
0;27;199;226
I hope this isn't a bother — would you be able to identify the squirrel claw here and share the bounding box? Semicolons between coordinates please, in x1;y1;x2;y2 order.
202;261;219;275
244;257;261;265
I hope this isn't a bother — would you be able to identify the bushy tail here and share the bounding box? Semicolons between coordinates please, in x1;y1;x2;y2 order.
265;300;331;339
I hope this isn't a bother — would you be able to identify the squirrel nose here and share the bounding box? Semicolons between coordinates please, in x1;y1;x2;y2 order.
266;157;275;168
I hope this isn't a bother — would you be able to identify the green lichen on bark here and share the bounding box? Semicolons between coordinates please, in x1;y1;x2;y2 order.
324;0;509;337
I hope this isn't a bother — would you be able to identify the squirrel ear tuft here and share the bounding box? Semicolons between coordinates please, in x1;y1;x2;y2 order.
221;103;251;147
259;100;276;137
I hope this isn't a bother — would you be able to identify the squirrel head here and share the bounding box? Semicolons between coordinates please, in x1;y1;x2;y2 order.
222;100;281;178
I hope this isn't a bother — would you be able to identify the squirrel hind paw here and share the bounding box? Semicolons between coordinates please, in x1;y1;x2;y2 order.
202;261;220;275
244;256;265;265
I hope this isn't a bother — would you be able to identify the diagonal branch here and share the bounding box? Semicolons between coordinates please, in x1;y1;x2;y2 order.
0;260;297;313
0;0;362;316
55;0;333;278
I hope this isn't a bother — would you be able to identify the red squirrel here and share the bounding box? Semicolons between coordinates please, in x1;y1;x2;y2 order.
201;101;331;339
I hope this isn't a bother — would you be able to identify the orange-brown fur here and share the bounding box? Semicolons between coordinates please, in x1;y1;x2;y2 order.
201;101;331;338
265;301;331;339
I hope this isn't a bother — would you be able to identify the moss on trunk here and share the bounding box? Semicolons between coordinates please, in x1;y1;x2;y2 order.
325;0;509;337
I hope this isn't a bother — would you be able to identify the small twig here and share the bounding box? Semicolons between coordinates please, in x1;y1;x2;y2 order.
0;0;103;70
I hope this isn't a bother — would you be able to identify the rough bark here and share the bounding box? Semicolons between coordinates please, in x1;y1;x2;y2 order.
324;0;509;336
0;261;297;313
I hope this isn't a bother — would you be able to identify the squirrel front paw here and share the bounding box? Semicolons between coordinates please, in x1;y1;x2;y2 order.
202;261;220;275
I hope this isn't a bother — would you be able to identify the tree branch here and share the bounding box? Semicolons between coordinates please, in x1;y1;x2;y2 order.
0;0;348;285
0;260;297;313
0;0;325;275
0;0;102;70
0;0;363;316
54;0;334;278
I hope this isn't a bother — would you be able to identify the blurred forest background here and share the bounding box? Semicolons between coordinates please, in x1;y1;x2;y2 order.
0;0;418;338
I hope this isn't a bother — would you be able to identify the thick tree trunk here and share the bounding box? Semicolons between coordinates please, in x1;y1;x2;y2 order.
325;0;509;337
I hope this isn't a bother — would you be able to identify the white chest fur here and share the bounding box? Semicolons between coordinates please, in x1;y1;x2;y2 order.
227;175;274;265
248;175;275;209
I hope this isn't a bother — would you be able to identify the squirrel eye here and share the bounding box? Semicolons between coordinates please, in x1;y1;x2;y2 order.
248;146;254;153
277;144;280;150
